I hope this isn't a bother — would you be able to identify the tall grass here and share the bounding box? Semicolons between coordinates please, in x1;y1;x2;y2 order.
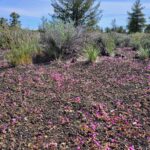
96;33;116;56
83;44;99;63
5;29;40;66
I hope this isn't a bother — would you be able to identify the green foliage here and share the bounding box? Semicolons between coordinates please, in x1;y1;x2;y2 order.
105;27;126;33
130;33;150;59
111;19;117;32
0;17;8;28
0;27;13;49
130;32;145;50
105;27;111;33
145;24;150;33
116;26;126;33
83;44;99;63
137;47;150;59
139;34;150;59
97;33;116;56
105;37;116;57
127;0;146;33
111;32;131;47
40;20;76;59
140;34;150;49
10;12;21;28
5;29;40;66
38;17;48;32
51;0;102;28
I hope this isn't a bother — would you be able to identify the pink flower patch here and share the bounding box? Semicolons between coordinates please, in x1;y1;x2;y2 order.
73;97;81;103
60;116;70;125
69;97;81;103
51;72;65;88
76;146;81;150
128;145;135;150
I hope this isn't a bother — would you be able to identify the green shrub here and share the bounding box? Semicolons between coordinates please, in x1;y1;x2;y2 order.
40;20;77;59
137;46;150;59
105;36;116;57
5;30;40;66
140;34;150;49
111;32;132;48
0;27;12;49
99;33;116;56
94;33;116;56
130;33;145;50
130;33;150;59
83;44;99;63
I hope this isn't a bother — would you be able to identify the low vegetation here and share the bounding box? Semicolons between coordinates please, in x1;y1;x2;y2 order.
100;34;116;57
0;27;150;66
83;44;99;63
137;47;150;59
40;20;77;60
5;30;40;66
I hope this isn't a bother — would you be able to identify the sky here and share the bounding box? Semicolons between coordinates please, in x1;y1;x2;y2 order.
0;0;150;29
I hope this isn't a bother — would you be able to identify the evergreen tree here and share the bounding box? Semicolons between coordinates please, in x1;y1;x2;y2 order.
10;12;21;28
116;26;126;33
105;27;111;33
0;17;8;28
145;17;150;33
145;24;150;33
38;17;48;32
127;0;146;33
51;0;102;28
111;19;117;32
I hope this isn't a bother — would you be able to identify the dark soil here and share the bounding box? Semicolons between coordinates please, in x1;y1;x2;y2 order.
0;48;149;150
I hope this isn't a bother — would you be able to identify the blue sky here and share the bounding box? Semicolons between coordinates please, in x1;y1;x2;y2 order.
0;0;150;29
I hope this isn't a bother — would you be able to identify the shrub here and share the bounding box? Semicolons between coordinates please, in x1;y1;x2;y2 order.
0;27;12;49
5;30;40;66
83;44;99;63
140;34;150;49
95;33;116;57
40;20;77;59
137;46;150;59
130;33;145;50
111;32;132;48
105;36;116;57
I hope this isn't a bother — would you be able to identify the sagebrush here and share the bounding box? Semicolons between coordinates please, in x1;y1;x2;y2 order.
40;20;77;59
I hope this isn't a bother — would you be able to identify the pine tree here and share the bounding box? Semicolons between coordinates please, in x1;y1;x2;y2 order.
111;19;117;32
10;12;21;28
51;0;102;28
105;27;111;33
116;26;126;33
145;17;150;33
38;17;48;32
145;24;150;33
127;0;146;33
